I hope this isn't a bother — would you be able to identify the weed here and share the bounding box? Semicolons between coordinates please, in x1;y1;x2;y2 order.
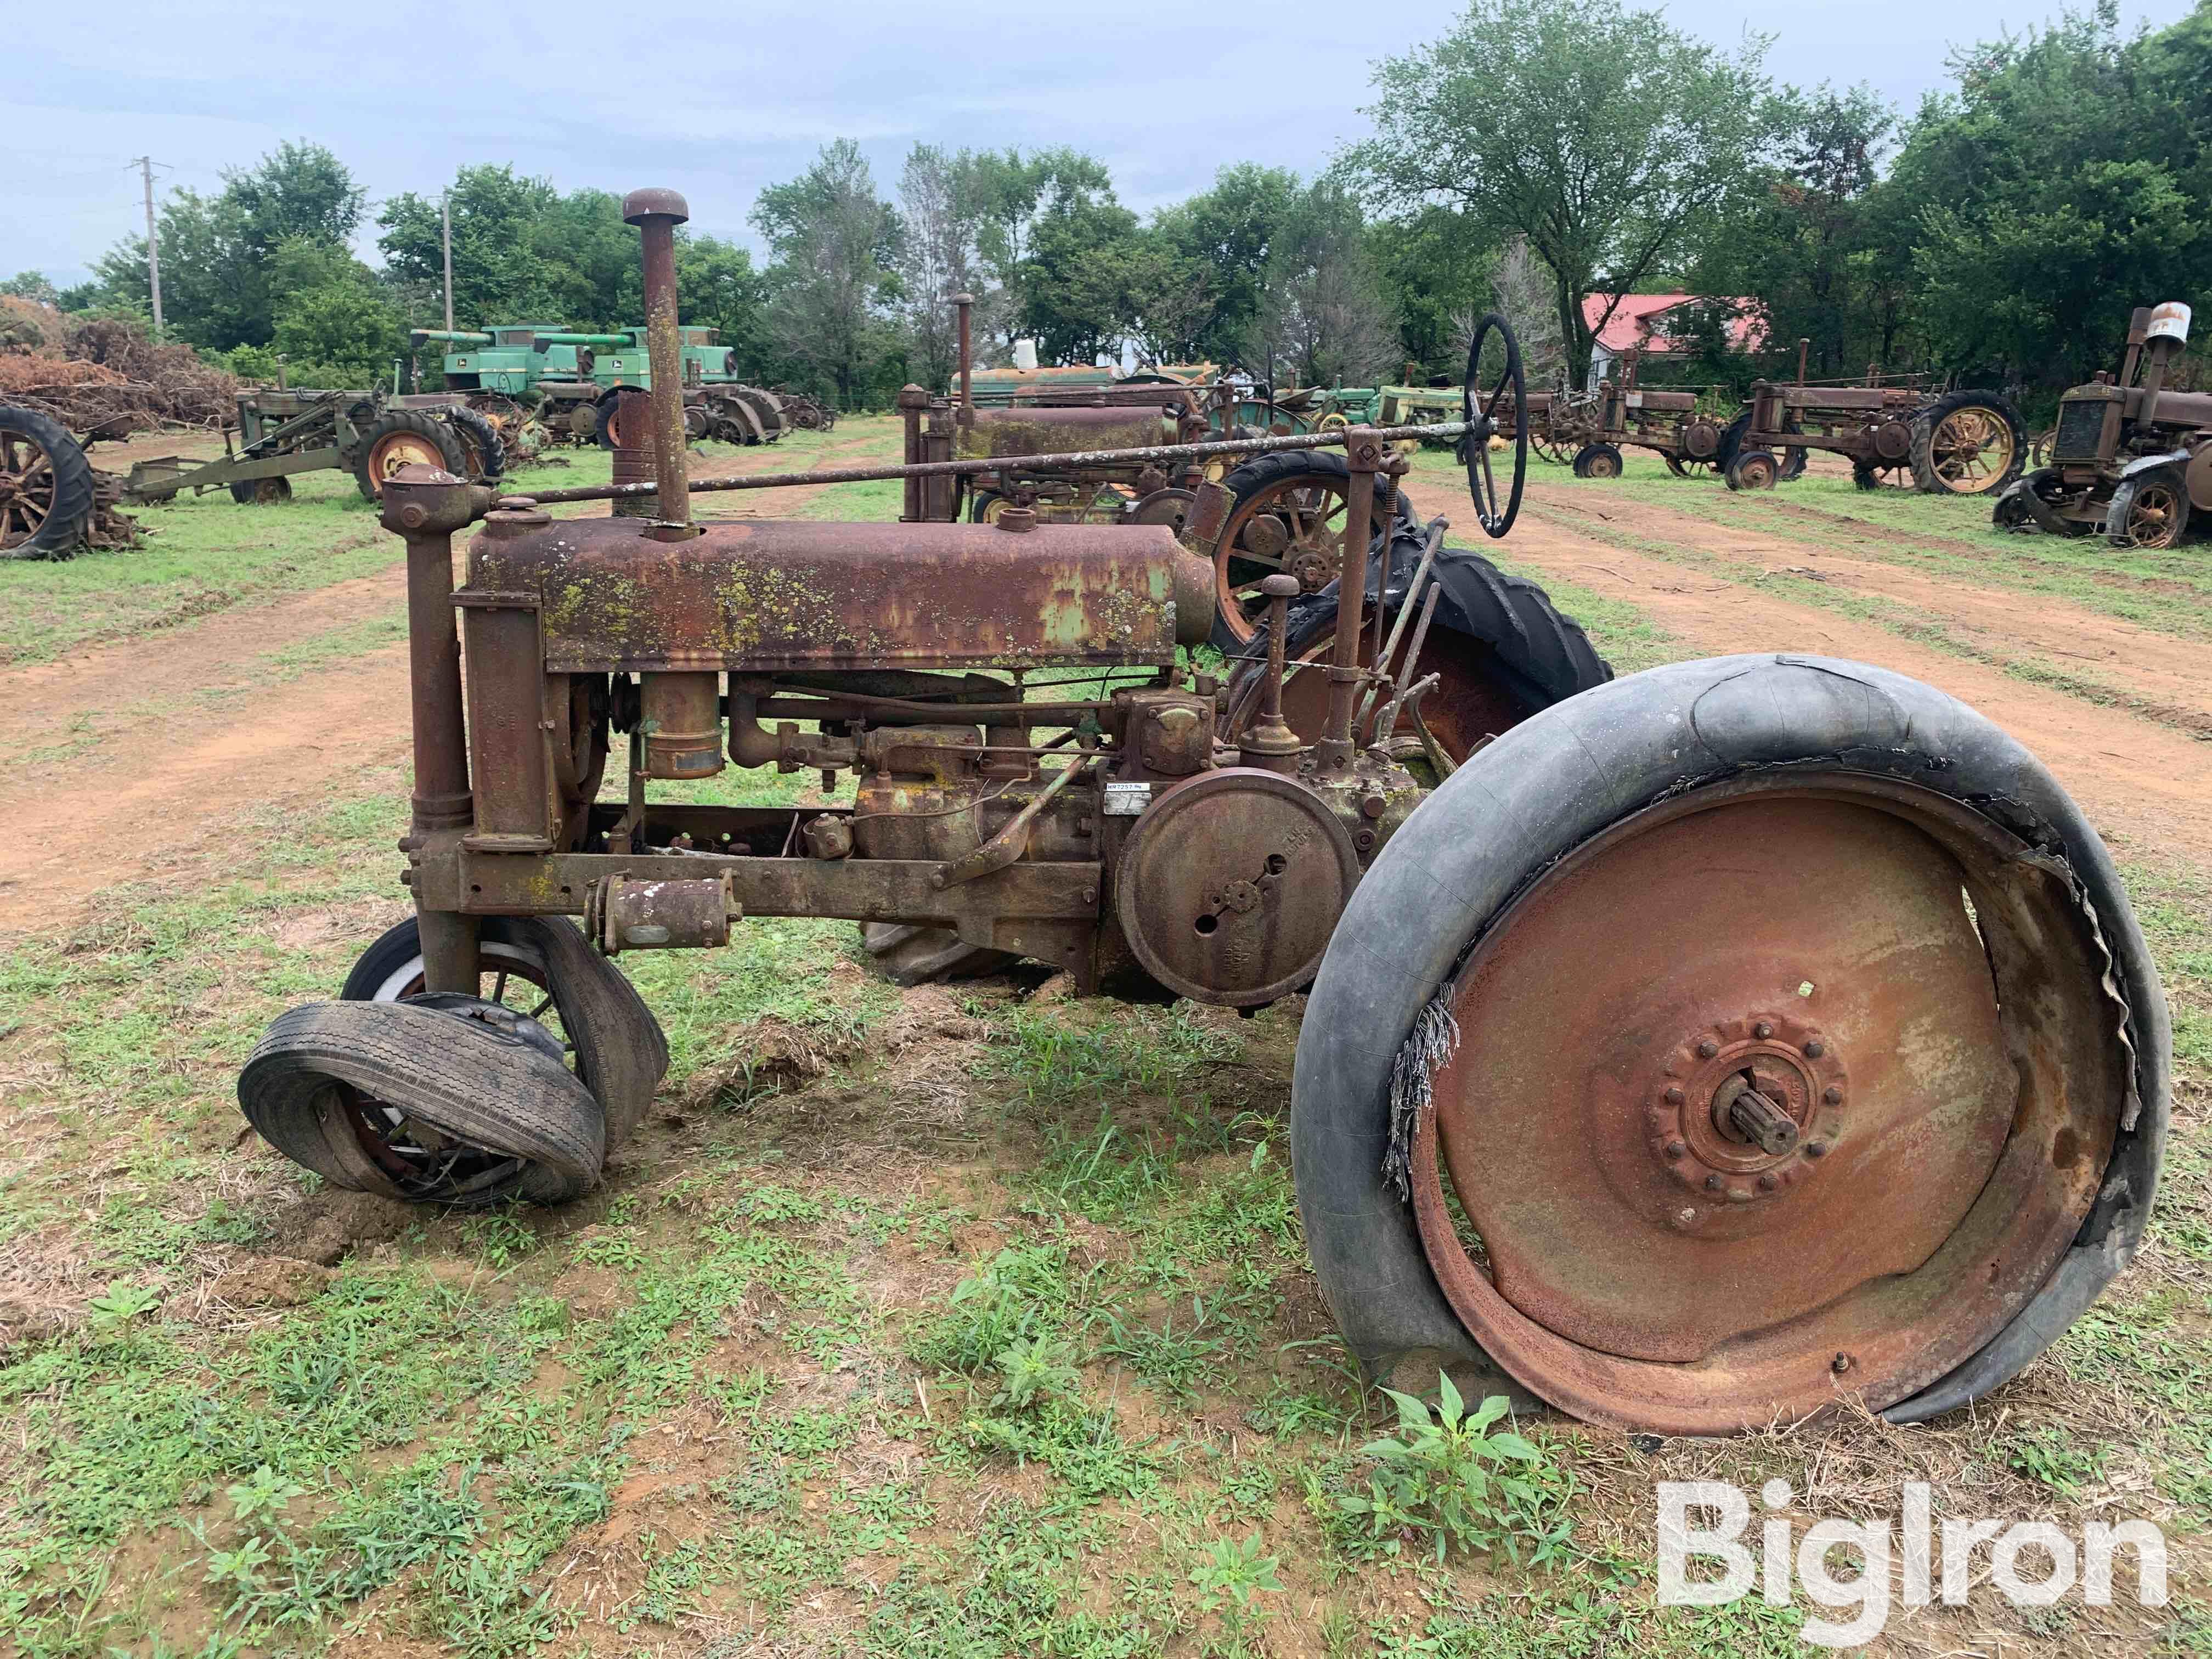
1337;1373;1575;1565
85;1281;160;1331
990;1334;1082;1410
1189;1530;1285;1618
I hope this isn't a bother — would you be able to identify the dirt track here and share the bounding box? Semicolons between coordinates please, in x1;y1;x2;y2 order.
0;434;891;933
3;465;2202;934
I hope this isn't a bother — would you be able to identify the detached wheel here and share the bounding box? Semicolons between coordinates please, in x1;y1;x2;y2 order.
343;915;668;1150
1572;444;1623;479
1912;391;2025;496
1662;454;1716;479
1725;449;1780;491
228;476;294;505
239;998;606;1207
353;411;467;500
0;405;96;557
2105;469;2191;549
1293;654;2166;1434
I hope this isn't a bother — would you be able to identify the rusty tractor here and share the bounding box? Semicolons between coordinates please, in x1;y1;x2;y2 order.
236;187;2167;1438
1994;302;2212;549
1507;374;1734;480
1721;345;2023;495
122;387;506;506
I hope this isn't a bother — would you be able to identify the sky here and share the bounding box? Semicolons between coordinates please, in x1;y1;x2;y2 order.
7;0;2198;289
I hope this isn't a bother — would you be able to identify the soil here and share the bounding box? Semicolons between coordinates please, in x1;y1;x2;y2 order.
4;461;2205;941
1508;492;2212;864
0;432;894;935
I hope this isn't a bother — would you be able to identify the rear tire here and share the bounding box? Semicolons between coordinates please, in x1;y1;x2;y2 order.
1911;390;2025;496
0;404;96;557
228;476;294;505
445;406;507;484
1207;449;1419;652
1572;444;1623;479
352;411;468;501
1293;653;2166;1432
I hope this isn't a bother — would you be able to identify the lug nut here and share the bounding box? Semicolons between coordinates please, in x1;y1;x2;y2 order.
1696;1040;1718;1059
1822;1086;1843;1105
1665;1086;1685;1105
1805;1141;1828;1158
1753;1020;1773;1039
1804;1040;1824;1058
1704;1174;1724;1192
1664;1139;1686;1159
1832;1352;1851;1374
1757;1173;1778;1192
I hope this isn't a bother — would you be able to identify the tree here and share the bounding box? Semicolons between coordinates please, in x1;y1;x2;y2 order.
752;140;904;408
2;272;60;307
1341;0;1770;387
1488;235;1565;390
88;143;364;351
266;239;405;388
1370;205;1499;380
1150;164;1300;364
1018;183;1146;365
1246;181;1400;388
899;144;985;388
380;166;569;326
1685;84;1897;381
1875;3;2212;387
957;148;1115;354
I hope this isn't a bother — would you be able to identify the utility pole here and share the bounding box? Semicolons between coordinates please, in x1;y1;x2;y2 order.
441;191;455;333
137;157;164;340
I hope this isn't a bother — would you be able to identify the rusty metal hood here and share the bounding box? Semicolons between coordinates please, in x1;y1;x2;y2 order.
464;514;1212;672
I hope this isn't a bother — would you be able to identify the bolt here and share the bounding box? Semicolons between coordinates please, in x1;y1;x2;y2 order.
1664;1139;1686;1159
1354;828;1377;851
1822;1086;1843;1105
1704;1174;1724;1192
398;503;427;530
1804;1040;1825;1058
1360;793;1387;819
1832;1352;1851;1374
1757;1173;1778;1192
1696;1040;1718;1059
1082;888;1098;904
1753;1020;1773;1039
1665;1086;1685;1105
1805;1141;1828;1158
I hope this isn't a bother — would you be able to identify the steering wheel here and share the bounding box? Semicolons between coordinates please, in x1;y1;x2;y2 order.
1462;311;1527;538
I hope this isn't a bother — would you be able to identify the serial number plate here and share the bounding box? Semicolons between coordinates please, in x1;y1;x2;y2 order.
1103;781;1153;816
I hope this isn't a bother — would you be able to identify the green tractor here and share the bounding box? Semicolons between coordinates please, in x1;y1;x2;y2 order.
410;324;588;456
574;326;790;449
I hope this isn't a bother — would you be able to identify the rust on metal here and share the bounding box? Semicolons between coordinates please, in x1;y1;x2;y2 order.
1111;769;1360;1006
1407;772;2126;1433
624;188;695;531
465;514;1212;672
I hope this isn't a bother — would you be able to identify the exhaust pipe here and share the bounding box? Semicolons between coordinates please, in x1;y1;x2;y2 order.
622;188;698;537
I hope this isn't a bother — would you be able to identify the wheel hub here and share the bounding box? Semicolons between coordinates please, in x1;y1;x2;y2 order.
1648;1012;1846;1204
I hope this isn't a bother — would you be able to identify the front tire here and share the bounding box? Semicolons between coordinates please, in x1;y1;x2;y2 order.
352;411;468;501
1291;654;2166;1435
1911;390;2025;496
0;405;96;557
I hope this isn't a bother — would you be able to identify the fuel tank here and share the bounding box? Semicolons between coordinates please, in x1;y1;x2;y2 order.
464;513;1214;672
957;402;1179;460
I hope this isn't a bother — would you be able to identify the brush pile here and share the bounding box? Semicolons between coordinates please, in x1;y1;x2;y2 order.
0;297;239;440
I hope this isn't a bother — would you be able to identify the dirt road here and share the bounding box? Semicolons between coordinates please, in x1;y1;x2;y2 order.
1507;489;2212;862
0;433;894;933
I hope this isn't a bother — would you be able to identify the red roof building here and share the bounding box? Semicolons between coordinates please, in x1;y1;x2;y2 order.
1582;294;1766;386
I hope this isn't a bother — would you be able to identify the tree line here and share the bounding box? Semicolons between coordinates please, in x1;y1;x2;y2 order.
10;0;2209;412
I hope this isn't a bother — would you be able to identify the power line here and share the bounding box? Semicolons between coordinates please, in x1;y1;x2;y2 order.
134;157;165;338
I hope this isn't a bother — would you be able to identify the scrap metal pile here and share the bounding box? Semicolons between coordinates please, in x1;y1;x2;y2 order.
234;186;2165;1439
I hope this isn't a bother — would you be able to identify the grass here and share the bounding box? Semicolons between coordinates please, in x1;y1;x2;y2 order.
0;416;2203;1654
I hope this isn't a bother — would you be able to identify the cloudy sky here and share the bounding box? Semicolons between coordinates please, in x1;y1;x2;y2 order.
9;0;2194;287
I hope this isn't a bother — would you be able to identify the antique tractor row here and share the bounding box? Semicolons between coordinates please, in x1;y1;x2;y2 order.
236;188;2166;1438
1995;302;2211;549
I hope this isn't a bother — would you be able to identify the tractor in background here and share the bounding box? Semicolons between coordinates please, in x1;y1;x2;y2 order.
1995;302;2212;548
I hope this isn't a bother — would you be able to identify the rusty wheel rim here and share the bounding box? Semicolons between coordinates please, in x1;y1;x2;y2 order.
1214;474;1349;646
1930;408;2015;494
367;431;447;494
0;430;59;548
2123;479;2186;548
1410;771;2125;1434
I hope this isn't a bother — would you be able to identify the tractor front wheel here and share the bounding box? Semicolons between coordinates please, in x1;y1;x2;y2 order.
1572;443;1623;479
1912;391;2026;496
2106;469;2191;549
1292;653;2165;1434
0;405;96;557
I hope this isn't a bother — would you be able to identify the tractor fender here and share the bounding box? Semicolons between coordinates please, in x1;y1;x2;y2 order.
2118;448;2190;481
